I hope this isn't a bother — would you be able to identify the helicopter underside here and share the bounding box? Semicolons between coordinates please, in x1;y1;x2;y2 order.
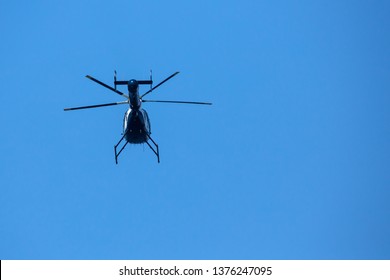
123;108;151;144
125;128;148;144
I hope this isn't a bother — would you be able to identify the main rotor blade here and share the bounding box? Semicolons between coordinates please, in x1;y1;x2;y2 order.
140;71;180;98
86;75;129;99
64;101;129;111
142;100;212;105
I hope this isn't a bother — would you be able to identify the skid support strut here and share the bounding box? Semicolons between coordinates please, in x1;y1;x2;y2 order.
114;132;160;164
114;132;128;164
146;134;160;163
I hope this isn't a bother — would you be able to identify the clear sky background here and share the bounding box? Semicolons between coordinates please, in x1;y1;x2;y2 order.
1;1;389;259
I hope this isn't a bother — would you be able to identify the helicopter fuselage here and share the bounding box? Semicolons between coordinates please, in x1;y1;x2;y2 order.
123;79;151;143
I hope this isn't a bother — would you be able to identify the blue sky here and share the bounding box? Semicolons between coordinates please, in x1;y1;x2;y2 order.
1;1;389;259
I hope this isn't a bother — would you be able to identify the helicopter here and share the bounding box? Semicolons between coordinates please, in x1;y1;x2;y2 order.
64;71;211;164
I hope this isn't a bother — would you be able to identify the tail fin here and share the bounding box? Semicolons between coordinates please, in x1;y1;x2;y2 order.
114;70;117;90
113;70;153;87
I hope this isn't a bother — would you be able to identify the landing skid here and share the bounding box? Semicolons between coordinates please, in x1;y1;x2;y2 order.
114;133;128;164
114;132;160;164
